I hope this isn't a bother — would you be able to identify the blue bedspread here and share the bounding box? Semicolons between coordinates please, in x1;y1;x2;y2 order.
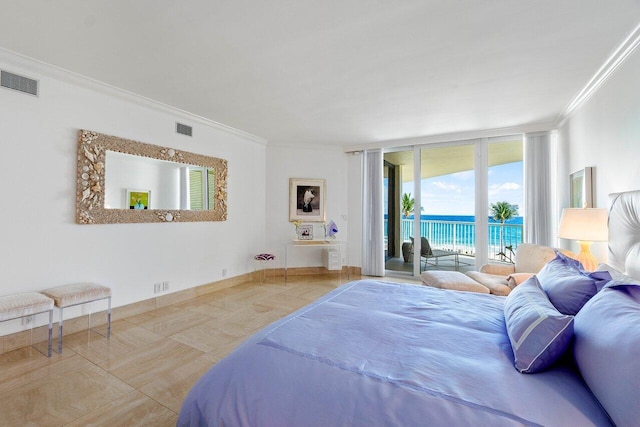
178;280;611;426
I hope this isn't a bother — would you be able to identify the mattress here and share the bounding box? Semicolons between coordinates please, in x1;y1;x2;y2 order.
178;279;611;426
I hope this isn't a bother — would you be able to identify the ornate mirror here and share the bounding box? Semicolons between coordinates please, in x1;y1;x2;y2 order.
76;130;227;224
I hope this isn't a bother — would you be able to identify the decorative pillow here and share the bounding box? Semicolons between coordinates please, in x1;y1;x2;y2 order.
503;276;574;373
506;272;534;289
597;262;640;285
537;251;611;315
573;281;640;427
421;271;490;294
596;263;624;279
465;271;510;295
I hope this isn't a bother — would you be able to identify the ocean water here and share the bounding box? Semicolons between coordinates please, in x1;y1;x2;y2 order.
390;214;523;248
416;214;523;225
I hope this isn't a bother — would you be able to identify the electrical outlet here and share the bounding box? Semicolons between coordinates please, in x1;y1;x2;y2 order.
222;268;227;278
154;283;161;293
162;281;169;291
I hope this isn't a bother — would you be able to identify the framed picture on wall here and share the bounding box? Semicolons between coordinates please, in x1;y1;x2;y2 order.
126;189;151;210
570;167;593;208
289;178;326;222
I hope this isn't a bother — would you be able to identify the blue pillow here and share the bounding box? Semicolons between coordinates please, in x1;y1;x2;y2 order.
537;251;611;315
503;276;574;373
573;281;640;427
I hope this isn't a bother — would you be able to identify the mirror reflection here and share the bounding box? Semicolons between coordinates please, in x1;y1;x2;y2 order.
76;130;228;224
104;151;215;211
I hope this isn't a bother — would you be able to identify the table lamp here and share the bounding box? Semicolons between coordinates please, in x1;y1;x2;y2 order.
557;208;608;271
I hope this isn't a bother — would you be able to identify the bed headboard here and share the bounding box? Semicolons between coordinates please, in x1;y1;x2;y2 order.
608;190;640;278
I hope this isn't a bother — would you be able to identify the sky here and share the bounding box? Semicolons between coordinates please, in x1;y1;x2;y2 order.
401;161;523;216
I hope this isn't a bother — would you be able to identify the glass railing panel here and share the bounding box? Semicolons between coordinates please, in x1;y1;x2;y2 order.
387;218;523;261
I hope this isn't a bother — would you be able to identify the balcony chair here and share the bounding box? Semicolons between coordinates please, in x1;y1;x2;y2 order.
410;237;460;271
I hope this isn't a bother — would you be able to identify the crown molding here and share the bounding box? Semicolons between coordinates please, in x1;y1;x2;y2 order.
343;122;554;153
0;47;268;145
268;141;347;152
554;21;640;128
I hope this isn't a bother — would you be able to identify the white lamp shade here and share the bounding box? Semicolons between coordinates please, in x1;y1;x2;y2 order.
558;208;608;242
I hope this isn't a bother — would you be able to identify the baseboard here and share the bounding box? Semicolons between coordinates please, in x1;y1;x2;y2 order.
262;266;360;277
0;268;362;355
0;272;254;355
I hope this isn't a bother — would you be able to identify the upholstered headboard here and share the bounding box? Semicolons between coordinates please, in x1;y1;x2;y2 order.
608;190;640;278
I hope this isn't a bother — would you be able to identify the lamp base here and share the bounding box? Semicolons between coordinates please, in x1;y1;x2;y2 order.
574;241;598;271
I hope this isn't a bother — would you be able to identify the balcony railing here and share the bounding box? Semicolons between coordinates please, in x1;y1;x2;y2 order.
387;218;523;261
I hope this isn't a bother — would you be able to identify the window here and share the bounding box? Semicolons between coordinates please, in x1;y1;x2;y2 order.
382;136;524;275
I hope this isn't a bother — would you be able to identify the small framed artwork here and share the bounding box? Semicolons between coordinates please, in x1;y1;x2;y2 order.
296;224;314;240
289;178;326;222
570;167;593;208
126;189;151;210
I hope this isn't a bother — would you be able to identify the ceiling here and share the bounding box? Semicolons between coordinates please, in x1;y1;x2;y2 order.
385;139;523;182
1;1;639;147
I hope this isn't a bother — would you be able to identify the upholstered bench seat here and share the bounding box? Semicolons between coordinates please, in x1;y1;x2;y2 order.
0;292;54;321
41;283;111;354
420;271;490;294
42;283;111;308
0;292;54;357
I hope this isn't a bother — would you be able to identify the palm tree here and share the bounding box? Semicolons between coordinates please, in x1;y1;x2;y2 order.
490;201;519;261
490;201;518;223
401;193;424;217
401;193;416;218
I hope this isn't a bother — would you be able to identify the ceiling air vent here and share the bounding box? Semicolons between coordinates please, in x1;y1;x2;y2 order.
1;70;38;96
176;122;193;137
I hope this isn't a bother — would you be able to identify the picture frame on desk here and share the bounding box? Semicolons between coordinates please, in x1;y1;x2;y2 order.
289;178;326;222
296;224;314;240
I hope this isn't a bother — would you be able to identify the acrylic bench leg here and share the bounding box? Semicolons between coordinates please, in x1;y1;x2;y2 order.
58;307;64;354
47;310;53;357
107;297;111;339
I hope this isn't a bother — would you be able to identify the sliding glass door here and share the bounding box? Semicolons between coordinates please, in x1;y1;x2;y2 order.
417;143;476;273
383;161;396;261
381;136;523;276
488;138;524;263
383;148;414;275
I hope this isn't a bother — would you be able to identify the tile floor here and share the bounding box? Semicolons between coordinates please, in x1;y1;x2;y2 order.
0;273;420;426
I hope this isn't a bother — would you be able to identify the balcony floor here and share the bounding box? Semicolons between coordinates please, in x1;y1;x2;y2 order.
385;254;477;277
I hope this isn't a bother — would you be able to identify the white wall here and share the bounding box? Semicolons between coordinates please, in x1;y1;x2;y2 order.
265;144;358;270
557;47;640;261
104;152;181;209
0;50;266;333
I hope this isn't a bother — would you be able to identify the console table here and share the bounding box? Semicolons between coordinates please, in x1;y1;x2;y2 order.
284;239;348;281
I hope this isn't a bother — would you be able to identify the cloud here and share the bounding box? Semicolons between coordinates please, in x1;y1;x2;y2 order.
451;170;474;180
489;182;521;196
500;183;521;190
432;181;462;192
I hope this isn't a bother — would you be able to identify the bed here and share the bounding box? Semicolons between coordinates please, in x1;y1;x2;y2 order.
178;190;640;427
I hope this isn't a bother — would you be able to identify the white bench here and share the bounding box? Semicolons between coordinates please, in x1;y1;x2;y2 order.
41;283;111;354
0;292;54;357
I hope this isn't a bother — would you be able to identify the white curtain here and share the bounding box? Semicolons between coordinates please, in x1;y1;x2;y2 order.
361;149;385;276
524;131;553;246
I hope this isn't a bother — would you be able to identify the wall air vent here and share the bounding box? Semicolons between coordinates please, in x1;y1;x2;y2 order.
1;70;38;96
176;122;193;137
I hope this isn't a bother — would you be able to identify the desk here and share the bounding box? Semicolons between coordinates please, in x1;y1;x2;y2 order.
285;239;348;281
